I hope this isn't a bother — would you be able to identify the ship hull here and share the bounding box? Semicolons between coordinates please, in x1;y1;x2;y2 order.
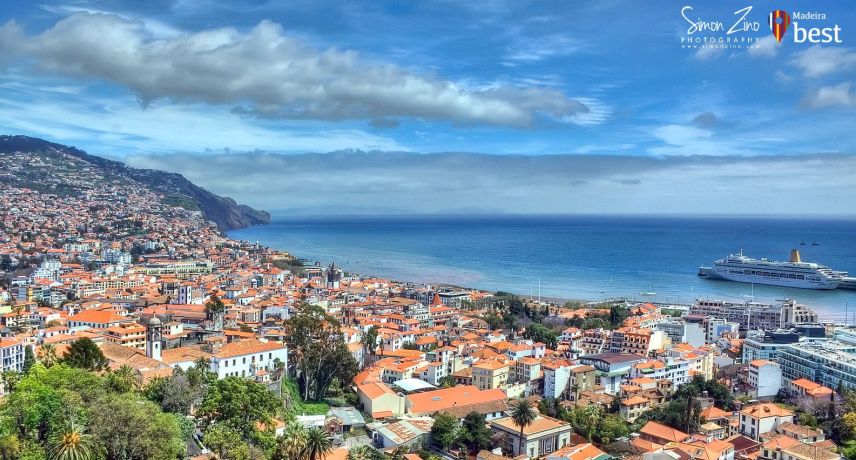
698;266;838;290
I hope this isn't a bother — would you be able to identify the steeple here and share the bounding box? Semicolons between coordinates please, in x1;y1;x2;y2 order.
146;316;163;361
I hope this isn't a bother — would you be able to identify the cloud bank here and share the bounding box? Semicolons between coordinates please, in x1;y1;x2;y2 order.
123;150;856;217
0;13;589;127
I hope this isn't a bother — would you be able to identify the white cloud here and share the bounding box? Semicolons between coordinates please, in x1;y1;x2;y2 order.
0;13;589;127
694;46;724;61
652;124;712;146
803;82;856;108
791;46;856;79
0;92;405;154
747;35;778;58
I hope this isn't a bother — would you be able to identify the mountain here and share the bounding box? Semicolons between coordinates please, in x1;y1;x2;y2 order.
0;135;270;230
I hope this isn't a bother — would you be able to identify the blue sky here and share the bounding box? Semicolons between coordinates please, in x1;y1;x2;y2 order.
1;1;855;215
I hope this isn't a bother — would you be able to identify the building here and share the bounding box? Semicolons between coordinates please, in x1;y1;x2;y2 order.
356;381;406;419
103;322;147;350
209;338;288;380
0;338;25;374
368;417;433;449
748;360;782;398
405;385;508;420
786;378;833;399
490;415;572;458
739;403;794;440
579;353;647;394
742;327;826;364
777;340;856;391
690;299;818;331
609;327;667;356
637;421;690;447
655;318;706;348
472;359;510;390
547;443;611;460
67;309;131;329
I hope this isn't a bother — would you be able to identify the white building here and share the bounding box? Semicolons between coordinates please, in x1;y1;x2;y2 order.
0;338;25;374
210;339;288;380
543;361;573;399
748;359;782;398
739;403;794;440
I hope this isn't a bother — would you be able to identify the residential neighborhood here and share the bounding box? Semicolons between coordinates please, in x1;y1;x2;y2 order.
2;143;856;460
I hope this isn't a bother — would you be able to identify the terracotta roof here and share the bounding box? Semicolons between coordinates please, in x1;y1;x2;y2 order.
700;406;729;420
214;339;284;359
492;414;570;436
640;421;690;443
357;381;397;400
740;403;793;418
406;385;506;415
160;346;213;365
68;309;127;324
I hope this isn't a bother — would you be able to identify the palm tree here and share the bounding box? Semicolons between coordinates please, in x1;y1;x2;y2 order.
509;398;537;455
274;423;308;460
347;445;381;460
39;344;58;368
108;365;138;392
46;422;99;460
304;427;333;460
581;404;602;442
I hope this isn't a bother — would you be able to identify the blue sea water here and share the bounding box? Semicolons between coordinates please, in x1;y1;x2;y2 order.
229;215;856;320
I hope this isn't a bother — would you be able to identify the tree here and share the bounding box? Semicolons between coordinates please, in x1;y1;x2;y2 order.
1;371;19;394
509;398;537;453
438;375;457;389
38;344;58;368
22;347;35;374
304;427;333;460
203;423;252;460
347;445;383;460
273;422;307;460
106;365;137;393
285;303;359;401
205;294;226;314
597;413;629;444
580;404;602;442
0;434;20;460
45;422;100;460
144;367;209;416
431;412;459;449
482;312;504;330
361;326;379;360
523;323;558;349
197;377;280;439
61;338;107;372
89;392;185;460
457;412;492;453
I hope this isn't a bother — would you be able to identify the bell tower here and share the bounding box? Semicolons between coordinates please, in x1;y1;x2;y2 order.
146;316;163;361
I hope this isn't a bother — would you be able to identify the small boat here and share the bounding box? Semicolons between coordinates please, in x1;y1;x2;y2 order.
800;242;807;246
812;242;820;246
640;277;656;296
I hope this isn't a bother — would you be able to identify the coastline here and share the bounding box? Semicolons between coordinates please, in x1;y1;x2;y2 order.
227;215;856;320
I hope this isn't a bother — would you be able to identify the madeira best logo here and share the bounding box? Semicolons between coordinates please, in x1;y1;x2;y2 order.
769;9;843;44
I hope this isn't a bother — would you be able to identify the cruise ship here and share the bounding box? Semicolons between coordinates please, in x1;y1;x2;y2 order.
698;249;841;290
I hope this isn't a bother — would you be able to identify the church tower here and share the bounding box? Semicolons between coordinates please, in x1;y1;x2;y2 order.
146;316;163;361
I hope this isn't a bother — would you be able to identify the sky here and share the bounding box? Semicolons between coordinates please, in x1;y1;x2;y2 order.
0;1;855;216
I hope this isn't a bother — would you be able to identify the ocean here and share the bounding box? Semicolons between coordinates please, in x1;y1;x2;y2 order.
228;215;856;321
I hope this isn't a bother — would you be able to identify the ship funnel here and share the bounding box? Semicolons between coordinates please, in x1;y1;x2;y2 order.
789;249;801;263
